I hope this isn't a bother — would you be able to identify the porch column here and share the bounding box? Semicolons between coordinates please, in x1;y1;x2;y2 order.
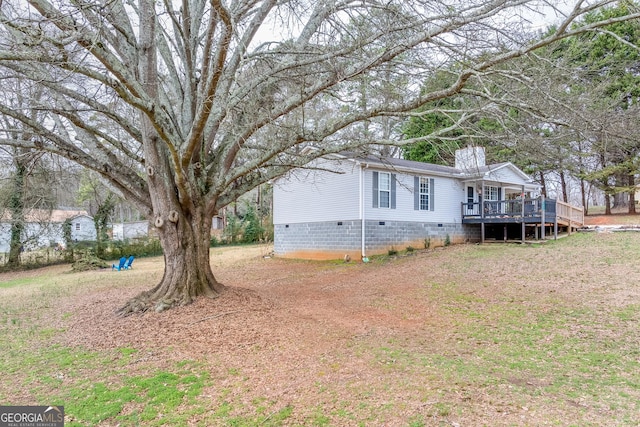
541;196;546;240
481;183;485;219
521;185;525;244
480;183;485;244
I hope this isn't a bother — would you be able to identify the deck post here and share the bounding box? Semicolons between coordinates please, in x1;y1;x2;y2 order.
554;218;558;240
521;185;525;244
480;188;485;244
541;197;546;240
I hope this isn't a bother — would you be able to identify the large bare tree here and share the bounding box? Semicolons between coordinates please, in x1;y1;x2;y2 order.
0;0;637;314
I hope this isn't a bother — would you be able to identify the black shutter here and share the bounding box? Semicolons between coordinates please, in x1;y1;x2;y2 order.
391;174;396;209
372;171;379;208
414;176;419;210
430;178;435;211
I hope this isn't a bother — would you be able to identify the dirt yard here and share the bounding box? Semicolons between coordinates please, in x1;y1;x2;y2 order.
2;215;640;426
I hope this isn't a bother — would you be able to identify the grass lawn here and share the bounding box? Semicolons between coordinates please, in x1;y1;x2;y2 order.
1;236;639;426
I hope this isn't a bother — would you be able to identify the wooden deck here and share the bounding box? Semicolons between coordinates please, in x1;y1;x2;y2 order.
462;198;584;242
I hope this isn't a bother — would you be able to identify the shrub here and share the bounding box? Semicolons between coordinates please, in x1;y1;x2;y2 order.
72;255;109;272
388;247;398;256
424;237;431;249
242;206;264;243
444;234;451;247
104;237;163;259
223;215;243;244
406;246;415;252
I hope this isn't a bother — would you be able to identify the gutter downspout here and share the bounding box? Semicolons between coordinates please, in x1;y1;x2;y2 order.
359;162;368;261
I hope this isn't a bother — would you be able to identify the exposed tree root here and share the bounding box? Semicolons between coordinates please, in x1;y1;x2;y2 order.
115;284;225;317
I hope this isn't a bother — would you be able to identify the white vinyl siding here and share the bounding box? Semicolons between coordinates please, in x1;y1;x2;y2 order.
273;157;361;224
368;172;461;223
0;215;96;252
274;161;474;226
486;165;529;184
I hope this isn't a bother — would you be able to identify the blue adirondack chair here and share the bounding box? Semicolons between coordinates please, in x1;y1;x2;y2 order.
123;255;134;270
112;256;127;271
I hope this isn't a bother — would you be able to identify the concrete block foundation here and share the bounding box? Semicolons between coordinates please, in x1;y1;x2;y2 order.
274;220;480;260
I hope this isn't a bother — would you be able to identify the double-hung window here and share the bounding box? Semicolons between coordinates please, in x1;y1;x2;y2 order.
419;177;429;210
372;171;395;209
378;172;391;208
483;185;501;214
483;186;499;201
414;176;435;212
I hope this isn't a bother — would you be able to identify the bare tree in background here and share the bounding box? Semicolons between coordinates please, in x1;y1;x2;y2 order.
0;0;637;314
448;2;640;213
0;80;60;268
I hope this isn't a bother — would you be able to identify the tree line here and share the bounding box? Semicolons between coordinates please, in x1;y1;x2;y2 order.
402;2;640;214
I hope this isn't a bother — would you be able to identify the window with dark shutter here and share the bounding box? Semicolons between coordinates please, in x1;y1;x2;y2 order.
373;171;391;208
414;176;434;211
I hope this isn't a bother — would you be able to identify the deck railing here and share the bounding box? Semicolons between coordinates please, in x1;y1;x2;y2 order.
462;198;542;218
556;200;584;226
462;198;584;226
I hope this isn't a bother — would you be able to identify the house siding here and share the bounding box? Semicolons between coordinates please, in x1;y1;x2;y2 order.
0;222;65;252
70;216;97;242
0;214;96;253
364;169;465;224
272;152;536;261
0;223;10;253
485;166;527;184
112;221;149;240
273;157;361;224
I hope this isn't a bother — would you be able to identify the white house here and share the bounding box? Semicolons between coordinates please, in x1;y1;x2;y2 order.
112;220;149;241
0;209;96;253
273;146;544;260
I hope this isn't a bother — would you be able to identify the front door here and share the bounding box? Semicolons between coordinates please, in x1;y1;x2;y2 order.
466;186;476;215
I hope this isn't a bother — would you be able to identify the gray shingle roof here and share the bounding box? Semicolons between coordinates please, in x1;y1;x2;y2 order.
338;152;463;176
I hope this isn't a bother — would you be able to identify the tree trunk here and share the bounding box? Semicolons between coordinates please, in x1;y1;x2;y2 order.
115;0;224;316
628;174;636;214
7;161;26;268
580;177;588;216
116;206;225;315
559;170;568;203
538;171;547;198
613;192;627;209
605;193;612;215
612;173;627;209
